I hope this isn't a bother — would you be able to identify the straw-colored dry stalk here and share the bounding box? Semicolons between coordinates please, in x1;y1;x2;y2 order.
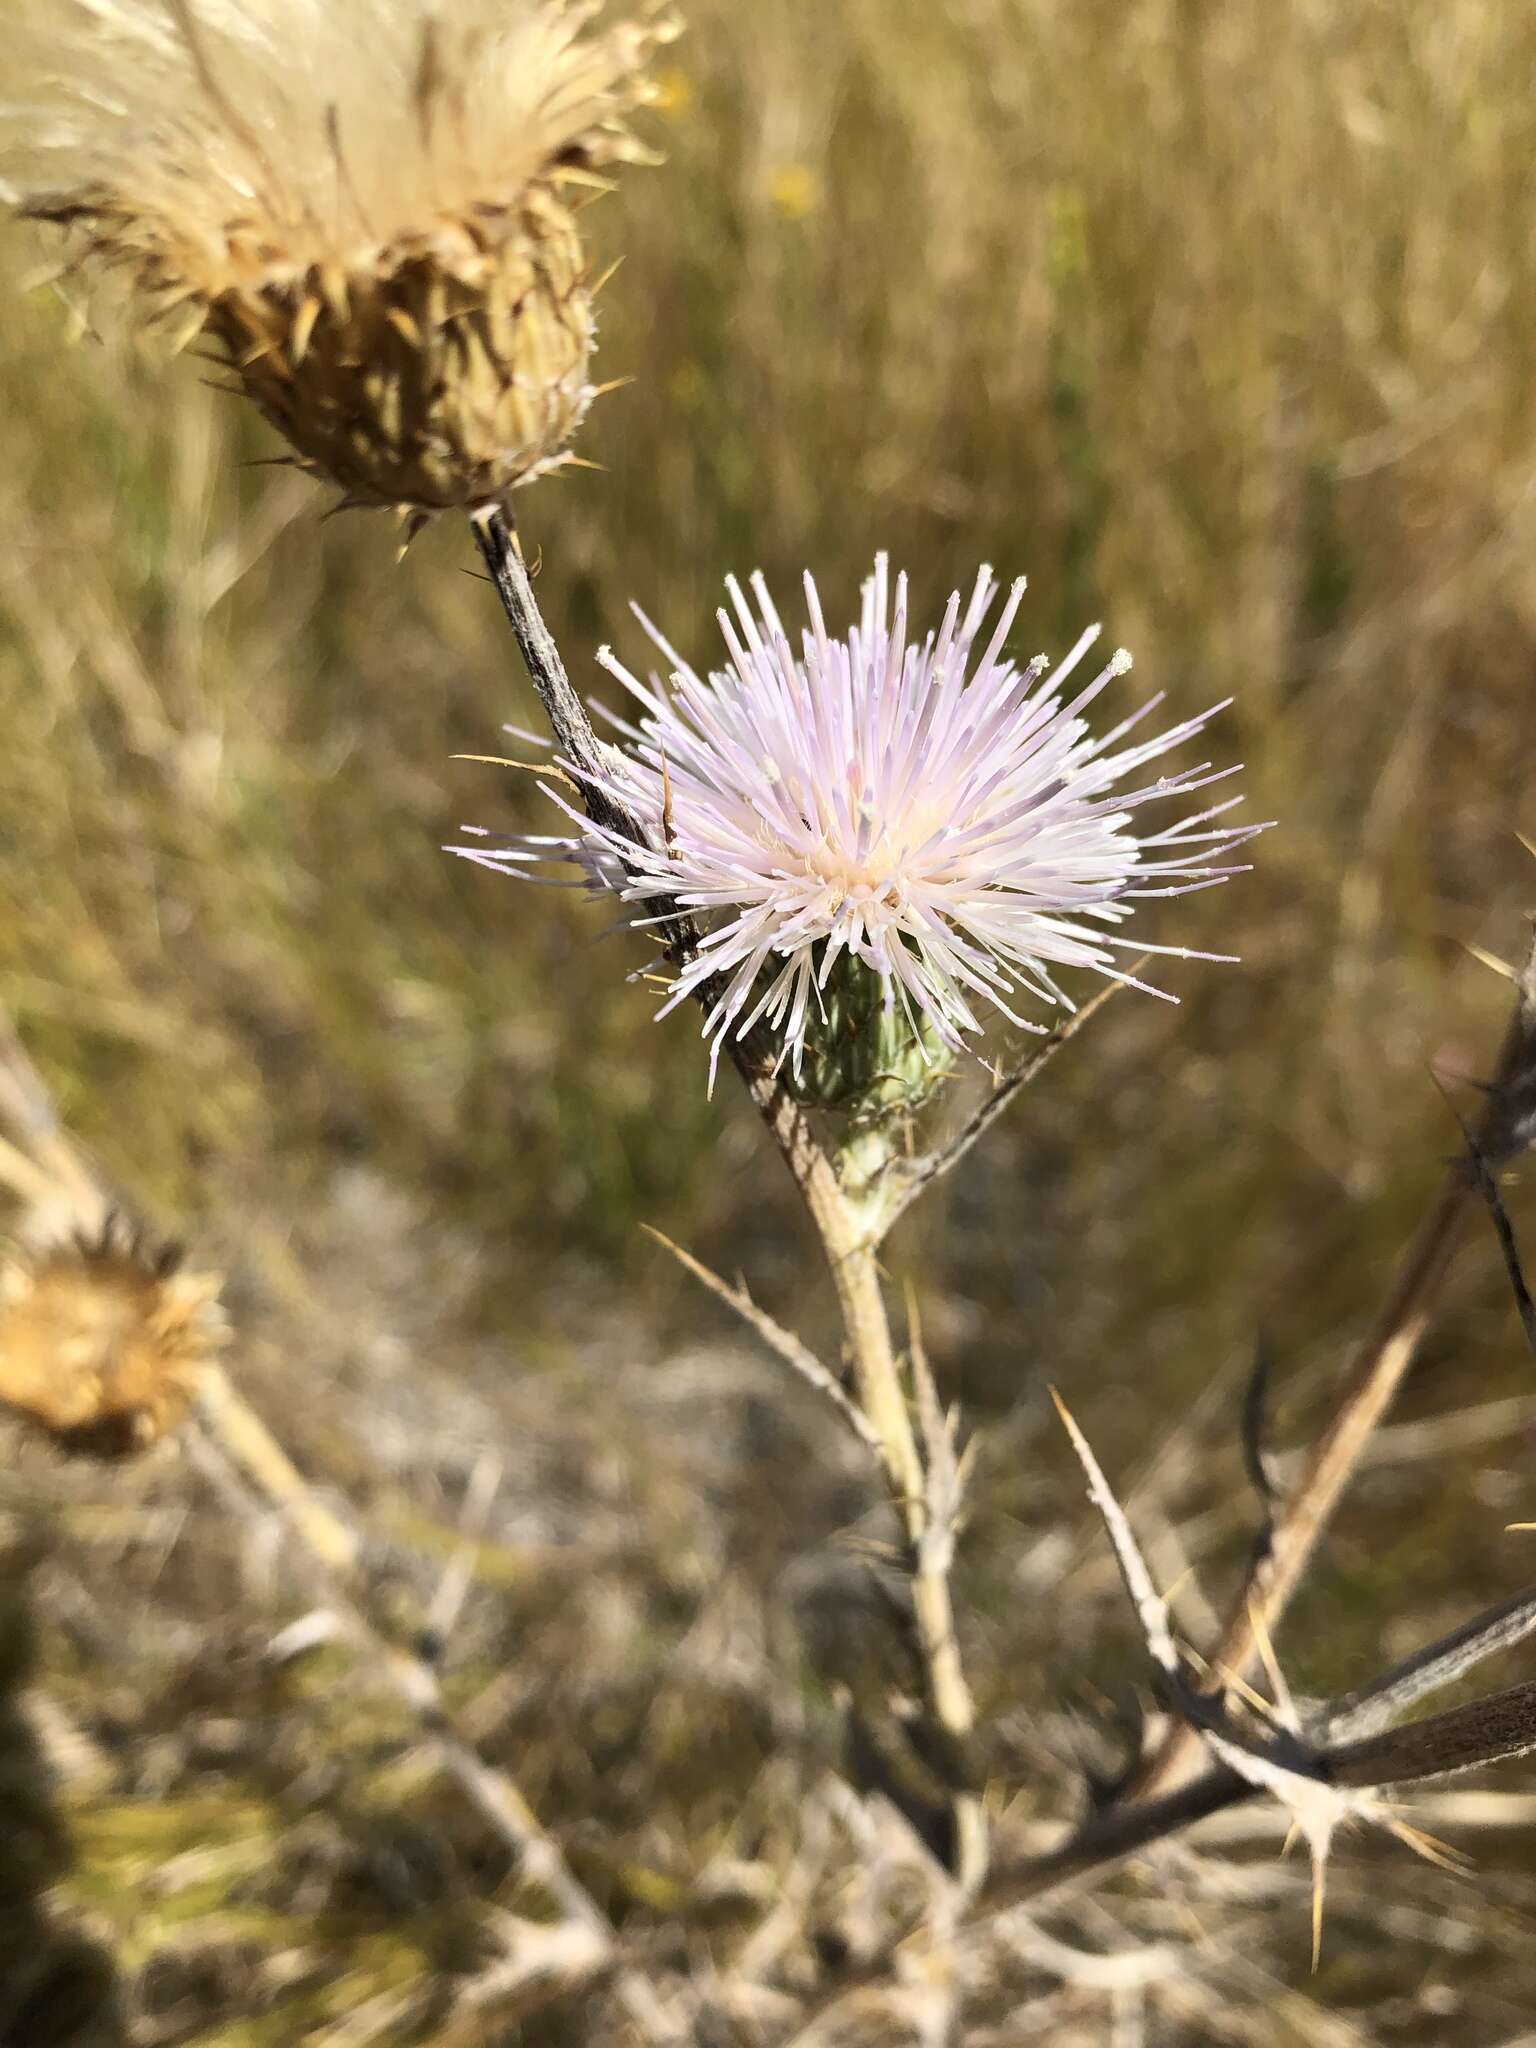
0;1215;227;1457
5;0;677;513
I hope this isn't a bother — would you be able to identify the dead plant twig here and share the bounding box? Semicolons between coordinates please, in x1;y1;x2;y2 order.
184;1416;614;1945
643;1224;882;1456
1133;939;1536;1798
1455;1114;1536;1358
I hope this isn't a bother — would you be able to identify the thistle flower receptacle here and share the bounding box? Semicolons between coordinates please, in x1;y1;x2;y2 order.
5;0;676;514
0;1216;228;1458
454;556;1265;1097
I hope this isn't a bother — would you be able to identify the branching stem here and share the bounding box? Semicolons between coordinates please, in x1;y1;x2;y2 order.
475;513;985;1886
1134;942;1536;1799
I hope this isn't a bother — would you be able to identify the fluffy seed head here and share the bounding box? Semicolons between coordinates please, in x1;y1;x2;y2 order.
454;556;1264;1093
0;1215;228;1458
4;0;677;511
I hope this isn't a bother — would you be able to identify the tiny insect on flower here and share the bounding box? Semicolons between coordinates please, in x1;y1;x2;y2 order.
453;556;1266;1092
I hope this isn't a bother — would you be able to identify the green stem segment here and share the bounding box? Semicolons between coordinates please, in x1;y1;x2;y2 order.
744;1063;987;1890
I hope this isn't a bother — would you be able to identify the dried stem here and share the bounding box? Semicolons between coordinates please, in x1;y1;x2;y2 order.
193;1365;361;1574
797;1596;1536;2048
1133;942;1536;1799
642;1224;884;1457
1318;1584;1536;1746
470;507;646;852
1326;1677;1536;1788
776;1767;1252;2048
473;512;985;1885
185;1413;613;1945
989;1593;1536;1909
775;1485;1536;2045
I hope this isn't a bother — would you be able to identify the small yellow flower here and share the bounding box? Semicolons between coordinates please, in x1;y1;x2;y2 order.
5;0;679;516
766;162;819;223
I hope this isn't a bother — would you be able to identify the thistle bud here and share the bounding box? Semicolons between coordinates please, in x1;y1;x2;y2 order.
0;1217;228;1459
6;0;678;514
785;954;956;1120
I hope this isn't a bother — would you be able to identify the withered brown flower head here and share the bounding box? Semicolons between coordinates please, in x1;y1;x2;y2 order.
0;1215;228;1458
5;0;677;515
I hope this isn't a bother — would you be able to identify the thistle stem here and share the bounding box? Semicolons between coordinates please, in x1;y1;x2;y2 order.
470;507;645;849
473;514;985;1885
743;1066;986;1889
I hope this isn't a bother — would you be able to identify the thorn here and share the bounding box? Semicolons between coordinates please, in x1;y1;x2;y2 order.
451;752;579;793
1161;1562;1201;1613
1247;1596;1300;1733
1050;1386;1177;1676
557;166;619;197
1203;1655;1281;1725
589;255;625;298
1386;1816;1473;1875
164;306;208;357
1459;938;1521;984
394;507;430;560
238;334;285;371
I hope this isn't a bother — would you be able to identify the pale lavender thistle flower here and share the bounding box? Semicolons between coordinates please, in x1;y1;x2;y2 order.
454;556;1263;1090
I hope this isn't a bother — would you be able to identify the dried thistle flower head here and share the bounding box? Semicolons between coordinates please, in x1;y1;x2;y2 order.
5;0;677;514
0;1215;228;1458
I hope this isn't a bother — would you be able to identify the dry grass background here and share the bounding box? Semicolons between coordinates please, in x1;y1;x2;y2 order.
3;0;1536;2041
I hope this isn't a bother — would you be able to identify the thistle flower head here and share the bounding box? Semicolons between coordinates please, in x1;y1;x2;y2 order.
0;1214;228;1458
455;557;1263;1097
5;0;677;512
